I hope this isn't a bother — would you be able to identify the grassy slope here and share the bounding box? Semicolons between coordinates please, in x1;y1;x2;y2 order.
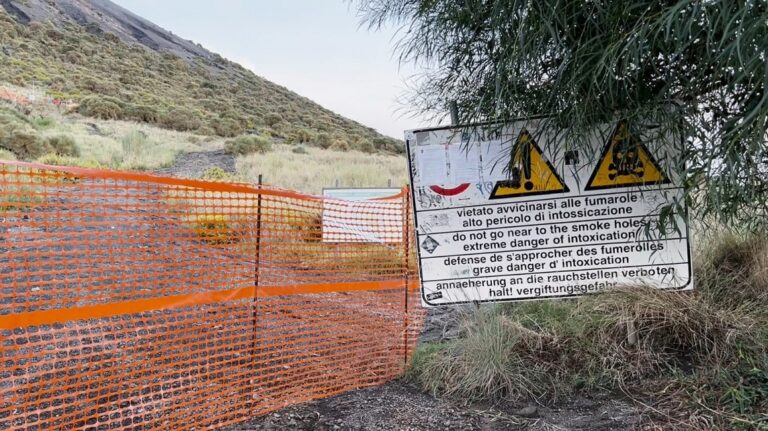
237;144;408;195
0;9;403;154
0;96;407;192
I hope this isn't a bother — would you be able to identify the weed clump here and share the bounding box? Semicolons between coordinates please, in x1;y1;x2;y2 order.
37;153;101;169
410;309;563;403
201;166;235;182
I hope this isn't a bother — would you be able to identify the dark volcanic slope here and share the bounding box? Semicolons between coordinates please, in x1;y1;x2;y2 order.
4;0;211;59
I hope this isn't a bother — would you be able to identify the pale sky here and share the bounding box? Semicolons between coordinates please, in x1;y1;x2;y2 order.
115;0;425;139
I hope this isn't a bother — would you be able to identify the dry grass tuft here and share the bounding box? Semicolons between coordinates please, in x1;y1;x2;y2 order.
410;233;768;429
410;308;566;404
236;144;407;195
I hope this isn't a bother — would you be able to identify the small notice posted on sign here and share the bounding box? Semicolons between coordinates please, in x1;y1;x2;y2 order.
406;119;693;307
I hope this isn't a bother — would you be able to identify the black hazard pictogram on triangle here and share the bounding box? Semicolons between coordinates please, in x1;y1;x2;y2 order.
421;236;440;254
489;129;569;199
585;121;671;191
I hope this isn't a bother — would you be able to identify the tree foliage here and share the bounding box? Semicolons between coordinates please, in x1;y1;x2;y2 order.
359;0;768;230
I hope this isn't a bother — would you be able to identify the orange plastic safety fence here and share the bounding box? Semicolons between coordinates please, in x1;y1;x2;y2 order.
0;88;30;106
0;161;424;430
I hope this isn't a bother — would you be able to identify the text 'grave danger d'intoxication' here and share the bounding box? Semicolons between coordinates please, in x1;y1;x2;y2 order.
406;120;693;307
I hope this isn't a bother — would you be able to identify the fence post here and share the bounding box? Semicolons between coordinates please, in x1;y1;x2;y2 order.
251;174;263;407
402;188;411;369
255;175;263;292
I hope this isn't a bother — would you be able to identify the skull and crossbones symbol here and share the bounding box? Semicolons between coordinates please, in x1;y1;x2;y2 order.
608;123;644;180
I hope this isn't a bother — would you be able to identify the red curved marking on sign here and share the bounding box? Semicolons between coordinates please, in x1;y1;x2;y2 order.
430;183;471;196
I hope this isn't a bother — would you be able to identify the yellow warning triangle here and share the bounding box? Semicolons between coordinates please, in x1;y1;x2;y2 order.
490;129;569;200
585;121;670;191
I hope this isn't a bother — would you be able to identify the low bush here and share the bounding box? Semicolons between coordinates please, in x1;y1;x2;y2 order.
314;132;332;149
78;96;124;120
410;308;563;403
291;146;308;155
264;112;283;127
330;139;350;152
160;107;203;132
0;128;51;160
224;135;272;155
213;117;244;138
32;116;56;130
358;139;376;154
125;104;160;123
46;135;80;157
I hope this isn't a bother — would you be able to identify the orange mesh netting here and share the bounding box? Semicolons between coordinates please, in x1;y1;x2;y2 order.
0;161;423;430
0;88;30;106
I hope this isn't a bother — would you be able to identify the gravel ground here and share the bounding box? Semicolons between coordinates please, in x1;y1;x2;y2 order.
226;380;642;431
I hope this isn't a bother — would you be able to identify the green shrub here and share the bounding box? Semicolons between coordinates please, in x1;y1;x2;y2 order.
264;112;283;127
78;96;124;120
330;139;350;151
358;139;376;154
213;117;244;137
125;104;160;123
292;146;308;155
32;116;56;130
160;107;203;131
224;135;272;155
314;132;332;149
196;126;217;136
0;128;51;160
45;135;80;157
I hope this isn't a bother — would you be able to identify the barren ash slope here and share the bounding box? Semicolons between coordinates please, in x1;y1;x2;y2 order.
2;0;210;58
0;0;403;153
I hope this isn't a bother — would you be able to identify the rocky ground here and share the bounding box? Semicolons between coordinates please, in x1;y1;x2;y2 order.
227;381;642;431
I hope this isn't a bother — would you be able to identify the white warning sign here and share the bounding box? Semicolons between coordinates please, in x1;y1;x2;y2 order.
406;119;693;307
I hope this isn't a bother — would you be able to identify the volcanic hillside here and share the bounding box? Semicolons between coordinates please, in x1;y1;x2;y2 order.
0;0;403;154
